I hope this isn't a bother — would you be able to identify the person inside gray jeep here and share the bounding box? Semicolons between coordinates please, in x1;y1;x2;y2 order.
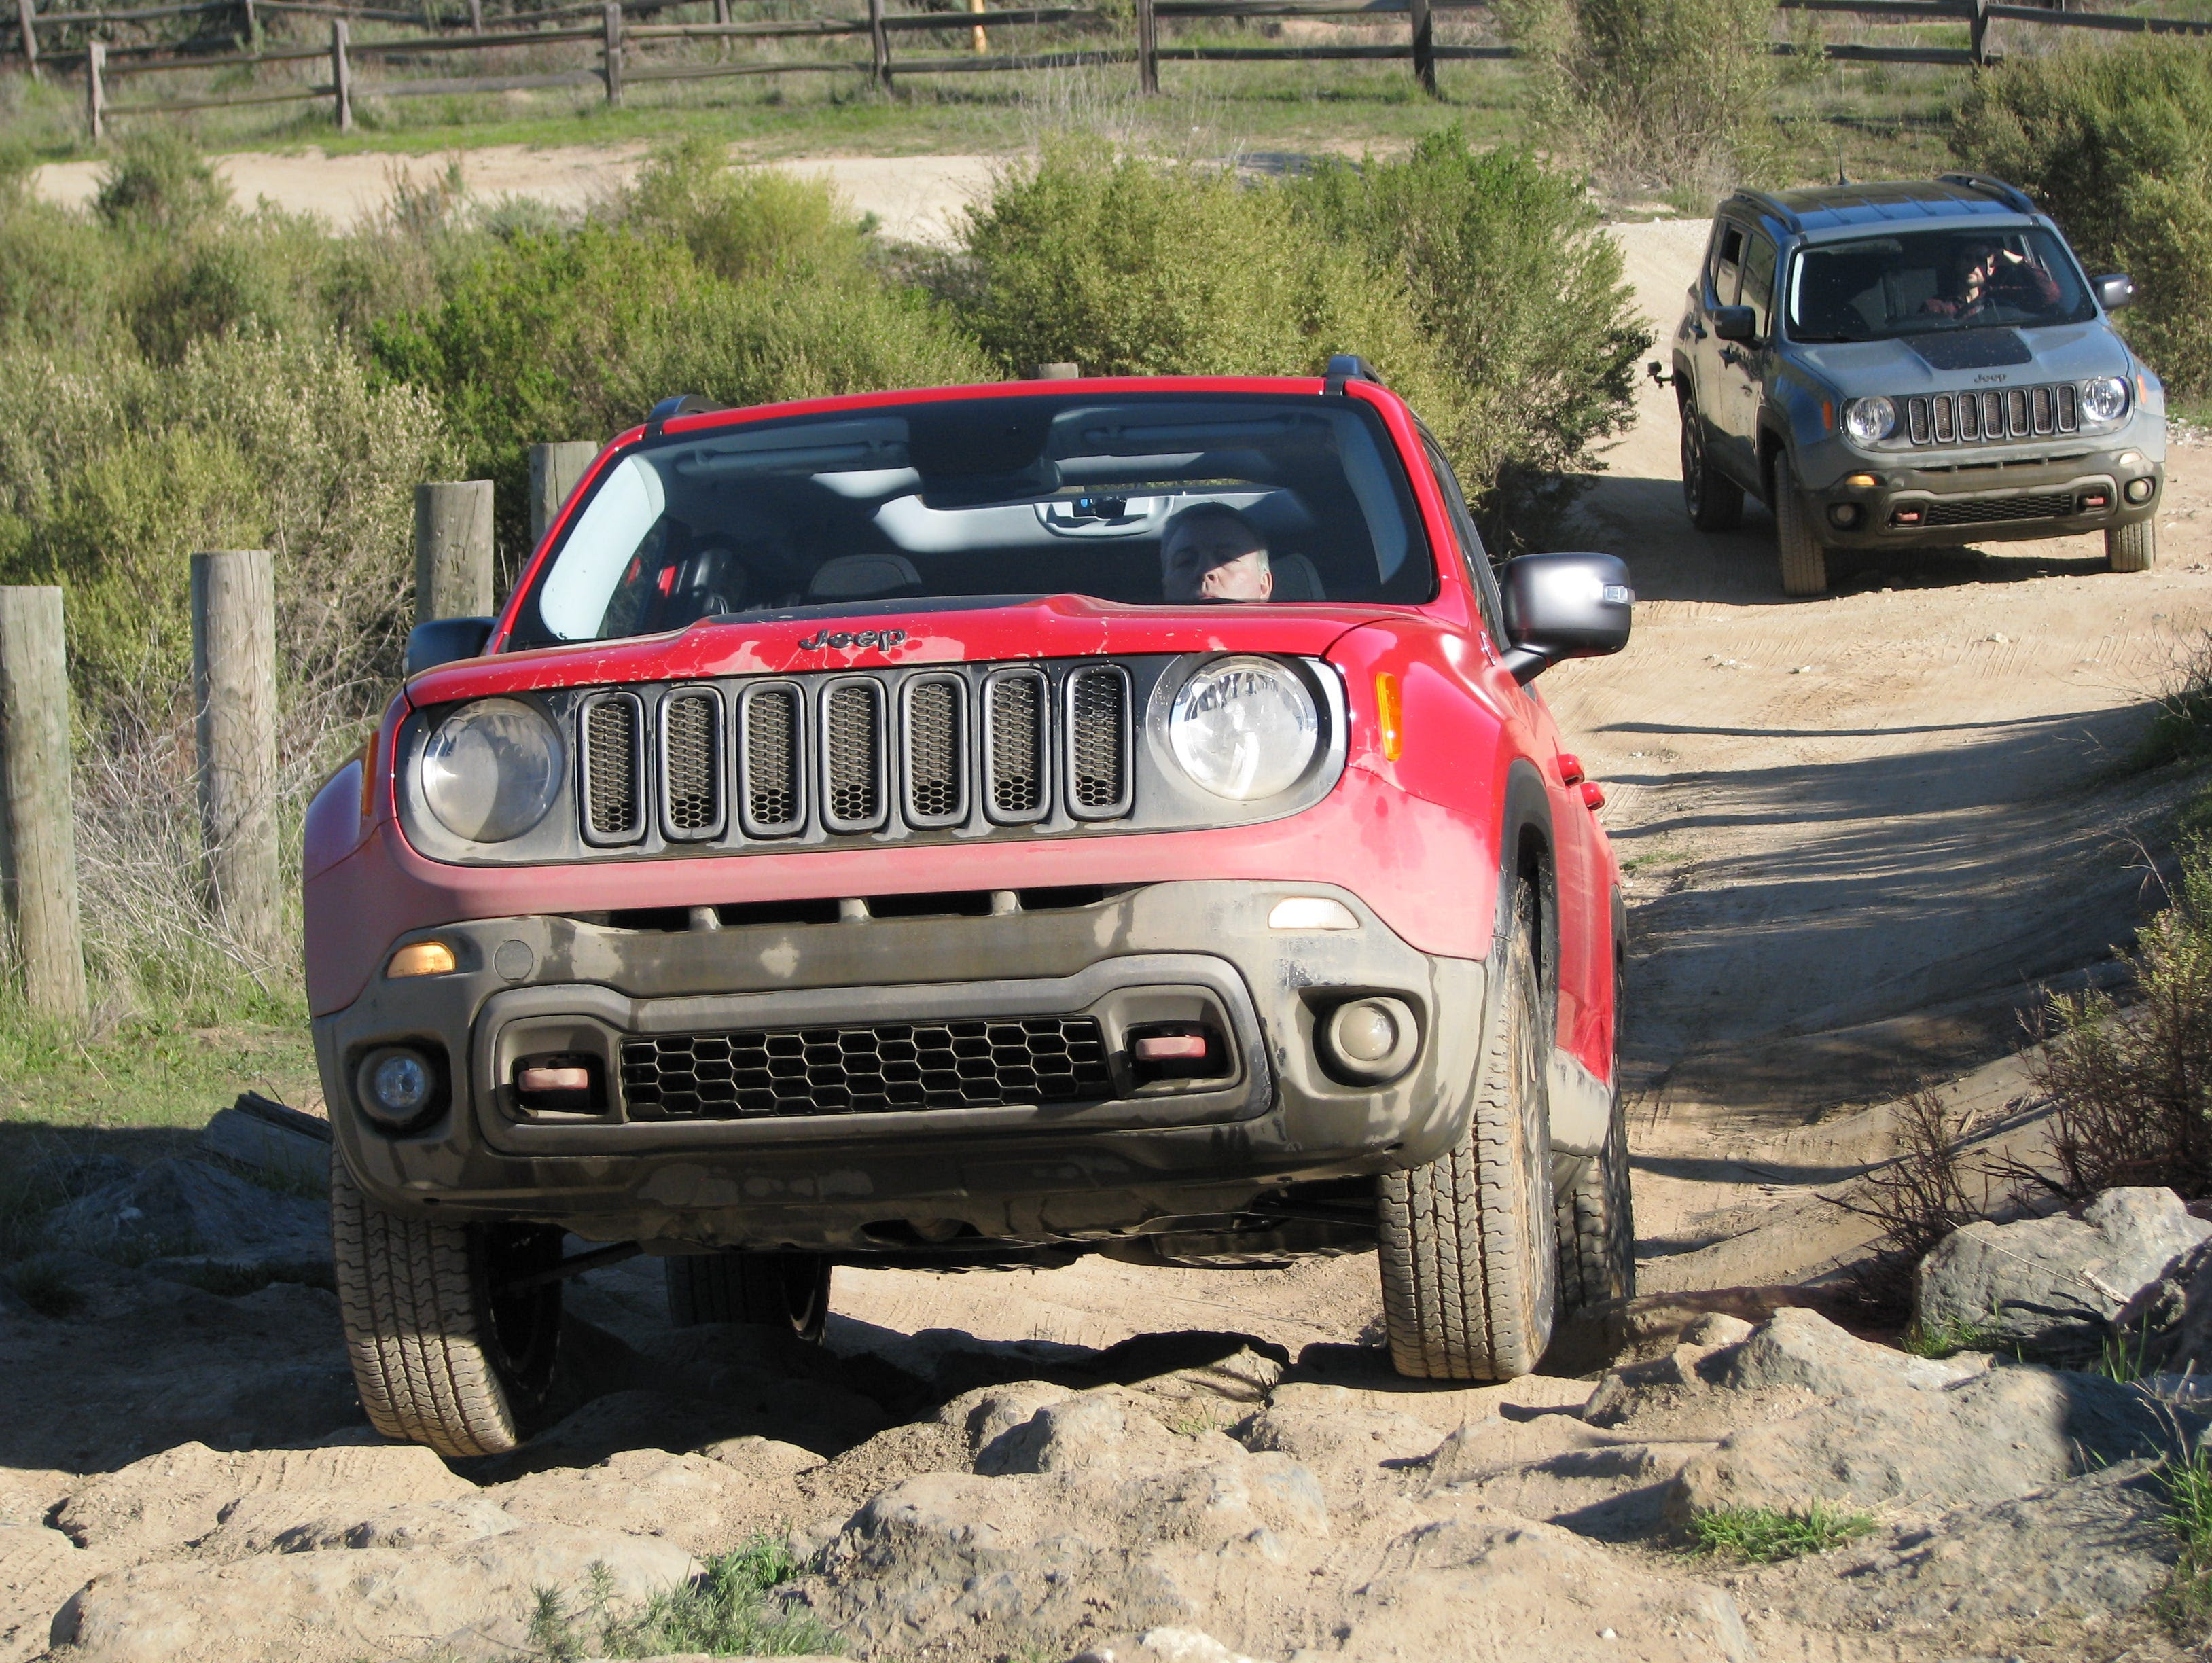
1922;235;2063;321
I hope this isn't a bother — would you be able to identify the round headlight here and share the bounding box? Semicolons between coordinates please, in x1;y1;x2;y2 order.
2081;376;2130;424
421;698;563;843
1843;396;1897;446
1167;657;1319;801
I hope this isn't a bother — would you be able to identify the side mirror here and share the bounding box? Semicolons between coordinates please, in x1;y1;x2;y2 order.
1498;554;1634;685
2092;272;2135;311
405;617;495;677
1712;305;1757;343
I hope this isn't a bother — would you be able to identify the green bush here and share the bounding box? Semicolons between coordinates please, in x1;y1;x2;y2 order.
960;137;1647;548
626;138;874;285
92;128;233;233
1289;131;1649;546
1505;0;1779;195
1953;40;2212;398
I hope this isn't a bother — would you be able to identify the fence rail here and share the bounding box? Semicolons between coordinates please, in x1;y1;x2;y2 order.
12;0;2212;134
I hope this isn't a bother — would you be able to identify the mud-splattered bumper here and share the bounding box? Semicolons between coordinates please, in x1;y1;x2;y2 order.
315;881;1484;1251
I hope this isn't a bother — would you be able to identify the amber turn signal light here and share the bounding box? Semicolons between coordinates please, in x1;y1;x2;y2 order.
386;940;457;979
1374;673;1403;762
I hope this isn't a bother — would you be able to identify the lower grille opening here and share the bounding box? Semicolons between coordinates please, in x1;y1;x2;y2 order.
1924;492;2077;527
621;1015;1114;1117
868;891;998;921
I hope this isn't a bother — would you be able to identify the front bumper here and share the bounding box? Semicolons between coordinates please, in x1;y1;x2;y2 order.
1800;429;2165;552
317;880;1484;1253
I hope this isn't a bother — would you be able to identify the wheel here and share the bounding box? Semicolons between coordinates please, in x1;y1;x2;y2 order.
1681;401;1745;532
1556;970;1635;1313
1772;450;1830;597
330;1151;563;1458
666;1250;832;1342
1378;878;1559;1380
2107;517;2157;573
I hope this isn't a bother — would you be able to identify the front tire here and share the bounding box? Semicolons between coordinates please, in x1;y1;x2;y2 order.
666;1251;832;1343
1378;878;1559;1380
1773;451;1830;597
330;1152;563;1459
1681;404;1745;532
1556;1086;1635;1314
2107;517;2157;573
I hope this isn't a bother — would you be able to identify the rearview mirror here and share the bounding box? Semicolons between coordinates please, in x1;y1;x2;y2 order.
1712;306;1757;343
405;617;495;677
2092;272;2135;311
1498;554;1634;685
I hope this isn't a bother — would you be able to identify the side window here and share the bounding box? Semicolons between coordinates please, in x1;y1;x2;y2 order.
1423;440;1507;647
1709;222;1745;306
1741;232;1778;340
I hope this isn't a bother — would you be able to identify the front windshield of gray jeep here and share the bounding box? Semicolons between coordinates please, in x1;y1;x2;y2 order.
514;393;1436;647
1786;227;2097;342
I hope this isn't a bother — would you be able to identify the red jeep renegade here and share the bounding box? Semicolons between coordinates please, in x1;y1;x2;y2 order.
304;363;1637;1456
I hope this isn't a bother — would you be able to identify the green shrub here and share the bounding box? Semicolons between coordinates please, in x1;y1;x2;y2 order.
1688;1503;1877;1561
1505;0;1779;195
92;128;232;232
1289;131;1649;547
1953;41;2212;398
626;138;872;285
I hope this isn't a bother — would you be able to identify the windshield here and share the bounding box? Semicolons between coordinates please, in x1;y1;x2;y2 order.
1786;227;2097;343
513;393;1435;647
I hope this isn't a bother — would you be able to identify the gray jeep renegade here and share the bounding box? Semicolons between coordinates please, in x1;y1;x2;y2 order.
1671;174;2168;596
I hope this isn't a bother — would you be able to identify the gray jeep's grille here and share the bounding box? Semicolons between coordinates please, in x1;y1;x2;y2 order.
1924;490;2077;526
574;660;1141;851
620;1015;1113;1117
1902;383;2079;447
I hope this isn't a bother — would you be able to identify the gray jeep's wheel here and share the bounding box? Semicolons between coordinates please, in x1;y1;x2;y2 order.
2107;516;2158;574
1378;878;1558;1380
666;1250;832;1342
1772;450;1830;597
1556;973;1635;1314
330;1151;563;1458
1681;401;1745;532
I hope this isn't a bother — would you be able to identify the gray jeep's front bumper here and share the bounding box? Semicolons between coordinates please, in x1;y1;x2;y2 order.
315;880;1486;1257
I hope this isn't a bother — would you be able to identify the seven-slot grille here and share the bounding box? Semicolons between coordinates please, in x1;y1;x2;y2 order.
578;662;1134;847
1901;384;2079;447
620;1015;1113;1117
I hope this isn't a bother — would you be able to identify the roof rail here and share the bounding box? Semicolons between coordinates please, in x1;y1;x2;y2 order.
646;393;718;434
1324;354;1387;389
1937;172;2037;215
1729;189;1803;235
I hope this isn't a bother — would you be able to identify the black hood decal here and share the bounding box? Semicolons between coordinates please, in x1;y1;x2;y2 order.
1910;329;2035;371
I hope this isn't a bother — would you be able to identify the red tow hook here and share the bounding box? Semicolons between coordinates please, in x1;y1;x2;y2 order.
1580;780;1606;810
1556;753;1585;785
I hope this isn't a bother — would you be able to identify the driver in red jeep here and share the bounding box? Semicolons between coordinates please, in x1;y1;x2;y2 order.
304;358;1637;1459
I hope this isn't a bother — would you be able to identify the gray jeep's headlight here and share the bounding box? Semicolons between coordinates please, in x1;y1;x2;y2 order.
1843;396;1897;445
1167;657;1319;800
421;698;563;842
2081;376;2129;425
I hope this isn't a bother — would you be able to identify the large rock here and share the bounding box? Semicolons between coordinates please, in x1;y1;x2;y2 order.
44;1158;329;1285
54;1441;473;1560
1716;1306;1980;1394
486;1448;808;1554
1666;1361;2171;1524
1314;1505;1753;1662
52;1524;696;1663
1916;1187;2211;1357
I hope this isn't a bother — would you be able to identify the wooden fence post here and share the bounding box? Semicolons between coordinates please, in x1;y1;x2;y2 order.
602;1;622;103
1135;0;1157;93
85;39;104;140
190;552;281;965
332;18;352;132
969;0;986;52
0;588;87;1024
528;443;598;551
866;0;891;88
415;480;496;624
15;0;37;82
712;0;728;23
1969;0;1989;63
467;0;482;29
1409;0;1434;94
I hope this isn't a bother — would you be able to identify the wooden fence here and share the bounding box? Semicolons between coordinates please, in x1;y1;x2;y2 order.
10;0;2212;136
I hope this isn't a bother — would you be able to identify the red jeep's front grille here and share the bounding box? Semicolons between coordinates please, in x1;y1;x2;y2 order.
620;1014;1113;1117
576;660;1136;851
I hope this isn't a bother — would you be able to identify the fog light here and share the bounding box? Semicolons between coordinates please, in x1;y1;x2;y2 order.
355;1045;442;1130
1827;503;1862;531
385;940;456;979
2126;477;2156;504
1319;997;1419;1086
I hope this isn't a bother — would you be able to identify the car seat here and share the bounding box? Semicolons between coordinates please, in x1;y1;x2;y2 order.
806;554;923;601
1269;552;1325;601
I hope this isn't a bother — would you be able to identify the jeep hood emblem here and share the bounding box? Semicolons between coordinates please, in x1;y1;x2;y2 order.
796;627;908;652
